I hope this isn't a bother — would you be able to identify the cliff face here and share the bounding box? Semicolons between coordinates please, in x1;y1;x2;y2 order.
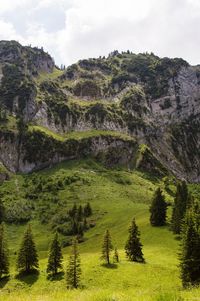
0;42;200;181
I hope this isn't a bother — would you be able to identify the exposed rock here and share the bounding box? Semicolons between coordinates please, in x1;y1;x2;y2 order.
1;42;200;182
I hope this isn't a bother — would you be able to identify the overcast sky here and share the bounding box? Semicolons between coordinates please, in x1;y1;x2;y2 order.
0;0;199;66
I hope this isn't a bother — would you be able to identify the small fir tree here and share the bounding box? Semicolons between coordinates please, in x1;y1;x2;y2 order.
47;233;63;276
69;204;77;219
17;224;39;274
83;218;88;230
180;204;200;287
84;203;92;217
125;218;145;263
150;187;167;226
77;205;83;221
171;181;190;234
0;224;9;279
101;230;113;265
66;238;81;288
113;247;119;263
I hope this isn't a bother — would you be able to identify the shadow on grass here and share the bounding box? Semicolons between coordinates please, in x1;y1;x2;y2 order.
47;271;65;281
101;263;118;269
15;269;39;286
0;275;10;288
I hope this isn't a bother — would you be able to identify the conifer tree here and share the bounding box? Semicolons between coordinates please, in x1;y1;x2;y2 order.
113;247;119;263
171;181;190;234
69;204;77;219
17;224;39;274
0;224;9;279
66;238;81;288
47;233;63;276
77;205;83;221
125;218;145;263
101;230;113;265
84;202;92;217
180;205;200;287
83;217;88;230
150;187;167;226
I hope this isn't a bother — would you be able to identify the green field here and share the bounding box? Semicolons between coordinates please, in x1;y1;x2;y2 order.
0;160;200;301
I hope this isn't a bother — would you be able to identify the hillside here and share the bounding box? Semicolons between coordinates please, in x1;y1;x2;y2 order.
0;41;200;301
0;41;200;181
0;159;199;301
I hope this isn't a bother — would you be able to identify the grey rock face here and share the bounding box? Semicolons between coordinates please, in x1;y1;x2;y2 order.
151;67;200;123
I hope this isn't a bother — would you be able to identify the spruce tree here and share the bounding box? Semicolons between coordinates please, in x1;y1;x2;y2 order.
125;218;145;263
83;217;88;230
84;202;92;217
171;181;190;234
66;238;81;288
17;224;39;274
113;247;119;263
101;229;113;265
180;206;200;287
47;233;63;276
0;224;9;279
150;187;167;226
77;205;83;221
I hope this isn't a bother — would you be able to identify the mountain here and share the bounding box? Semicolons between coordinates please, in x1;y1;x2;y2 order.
0;41;200;182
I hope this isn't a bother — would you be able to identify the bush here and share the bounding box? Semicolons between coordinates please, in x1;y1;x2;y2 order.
4;198;32;223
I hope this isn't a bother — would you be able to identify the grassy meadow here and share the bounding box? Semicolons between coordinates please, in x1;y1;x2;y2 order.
0;159;200;301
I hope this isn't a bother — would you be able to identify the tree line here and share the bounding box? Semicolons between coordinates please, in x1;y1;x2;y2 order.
0;216;144;288
149;181;200;288
0;180;199;288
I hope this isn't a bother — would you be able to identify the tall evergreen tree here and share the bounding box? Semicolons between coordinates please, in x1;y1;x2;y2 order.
180;205;200;287
66;238;81;288
113;247;119;263
101;230;113;265
0;224;9;279
47;233;63;276
17;224;39;274
84;202;92;217
150;187;167;226
171;181;191;234
125;218;145;263
77;205;83;221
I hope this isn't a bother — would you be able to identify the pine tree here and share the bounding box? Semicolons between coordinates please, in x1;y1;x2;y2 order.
171;181;190;234
101;230;113;265
83;217;88;230
0;224;9;279
47;233;63;276
150;187;167;226
69;204;77;219
17;224;39;274
66;238;81;288
113;247;119;263
180;205;200;287
77;205;83;221
125;218;145;263
84;202;92;217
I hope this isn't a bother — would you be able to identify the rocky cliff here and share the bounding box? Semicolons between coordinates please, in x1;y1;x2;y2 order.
0;42;200;182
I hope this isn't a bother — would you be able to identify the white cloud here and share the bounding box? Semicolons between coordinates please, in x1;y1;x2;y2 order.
0;0;200;66
0;0;29;14
0;20;21;40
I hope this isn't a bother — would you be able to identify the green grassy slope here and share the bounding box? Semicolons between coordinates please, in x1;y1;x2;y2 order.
0;160;199;301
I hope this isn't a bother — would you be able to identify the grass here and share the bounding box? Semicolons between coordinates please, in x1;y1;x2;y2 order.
0;159;199;301
28;125;134;141
36;67;64;83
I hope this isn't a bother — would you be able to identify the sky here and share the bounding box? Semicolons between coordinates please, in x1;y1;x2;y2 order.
0;0;200;67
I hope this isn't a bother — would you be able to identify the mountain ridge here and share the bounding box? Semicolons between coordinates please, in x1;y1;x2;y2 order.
0;41;200;182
